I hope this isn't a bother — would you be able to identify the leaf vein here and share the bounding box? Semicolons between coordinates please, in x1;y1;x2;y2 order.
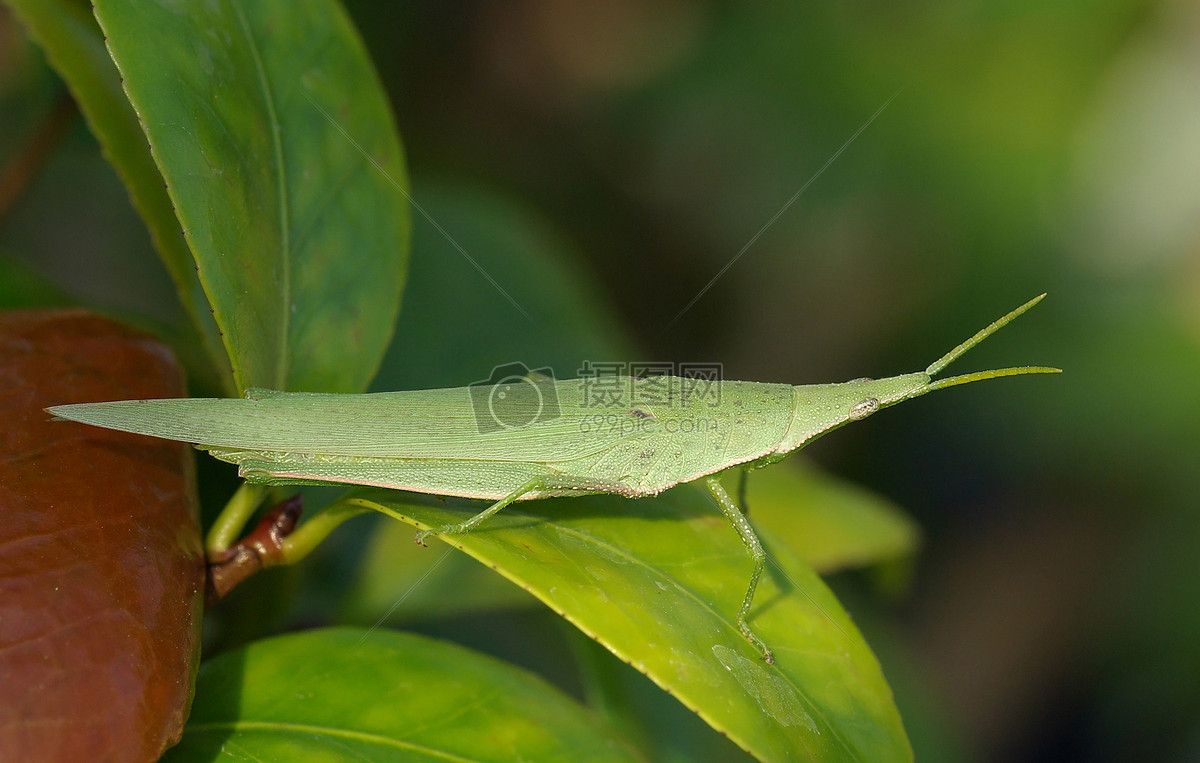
183;721;479;761
229;0;290;389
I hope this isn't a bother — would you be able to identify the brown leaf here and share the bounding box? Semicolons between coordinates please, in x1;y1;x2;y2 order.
0;310;204;761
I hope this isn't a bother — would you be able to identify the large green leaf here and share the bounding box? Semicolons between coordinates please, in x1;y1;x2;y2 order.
341;514;539;624
568;631;755;762
92;0;409;393
4;0;231;391
344;459;918;627
165;628;642;762
345;486;912;761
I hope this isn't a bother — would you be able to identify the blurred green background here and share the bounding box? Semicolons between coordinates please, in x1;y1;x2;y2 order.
3;1;1199;760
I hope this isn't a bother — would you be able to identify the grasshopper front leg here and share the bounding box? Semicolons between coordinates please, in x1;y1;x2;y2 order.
706;475;772;664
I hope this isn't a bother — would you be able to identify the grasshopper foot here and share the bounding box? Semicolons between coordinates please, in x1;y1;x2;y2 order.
413;528;434;546
739;621;774;664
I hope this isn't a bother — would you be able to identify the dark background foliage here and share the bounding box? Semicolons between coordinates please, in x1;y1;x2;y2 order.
3;1;1198;759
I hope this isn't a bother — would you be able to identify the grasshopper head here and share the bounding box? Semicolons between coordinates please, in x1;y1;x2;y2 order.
778;295;1060;454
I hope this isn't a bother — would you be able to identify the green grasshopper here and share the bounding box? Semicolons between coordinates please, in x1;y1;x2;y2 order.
48;295;1058;662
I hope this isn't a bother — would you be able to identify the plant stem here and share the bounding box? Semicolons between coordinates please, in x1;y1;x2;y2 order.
206;482;269;554
279;498;373;564
206;494;301;607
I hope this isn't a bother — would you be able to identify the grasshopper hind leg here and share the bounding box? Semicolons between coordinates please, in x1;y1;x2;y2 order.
413;476;542;545
706;476;773;664
413;473;631;545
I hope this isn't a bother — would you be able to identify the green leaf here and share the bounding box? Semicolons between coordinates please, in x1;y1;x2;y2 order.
347;486;912;761
568;630;755;762
340;462;918;643
92;0;409;393
4;0;231;392
165;628;643;762
721;460;920;574
341;514;539;624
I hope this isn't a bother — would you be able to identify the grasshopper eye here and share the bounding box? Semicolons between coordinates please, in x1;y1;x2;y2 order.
848;397;879;421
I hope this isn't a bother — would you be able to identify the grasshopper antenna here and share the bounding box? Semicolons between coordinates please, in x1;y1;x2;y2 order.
923;294;1061;393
